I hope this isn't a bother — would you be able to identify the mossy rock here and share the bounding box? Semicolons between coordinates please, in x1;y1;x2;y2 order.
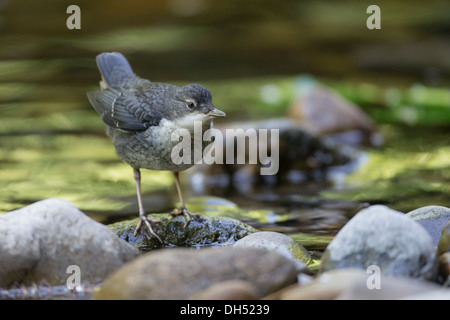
108;214;258;251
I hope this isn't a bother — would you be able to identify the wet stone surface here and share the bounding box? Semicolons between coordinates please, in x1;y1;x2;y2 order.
108;213;258;251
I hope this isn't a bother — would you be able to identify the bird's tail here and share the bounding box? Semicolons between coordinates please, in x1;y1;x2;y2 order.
96;52;136;88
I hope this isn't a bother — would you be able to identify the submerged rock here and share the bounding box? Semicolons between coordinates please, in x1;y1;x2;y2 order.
287;84;381;147
109;213;258;251
320;205;438;281
406;205;450;248
93;247;297;300
0;198;139;287
189;118;362;191
233;231;312;270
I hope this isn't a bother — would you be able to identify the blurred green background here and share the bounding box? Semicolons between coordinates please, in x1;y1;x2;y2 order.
0;0;448;221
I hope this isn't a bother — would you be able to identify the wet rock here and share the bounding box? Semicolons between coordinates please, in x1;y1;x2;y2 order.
287;84;381;147
188;280;258;300
93;247;297;300
274;269;445;300
406;205;450;248
233;231;312;270
437;222;450;255
190;118;361;191
0;198;139;287
320;205;438;281
109;213;258;251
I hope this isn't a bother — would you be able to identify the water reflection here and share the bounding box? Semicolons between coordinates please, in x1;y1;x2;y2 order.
0;0;448;235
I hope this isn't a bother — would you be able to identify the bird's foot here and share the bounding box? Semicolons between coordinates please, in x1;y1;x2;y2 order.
134;215;163;243
170;207;203;228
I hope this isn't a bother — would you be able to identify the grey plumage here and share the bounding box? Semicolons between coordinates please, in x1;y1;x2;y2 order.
87;57;219;169
87;52;226;239
96;52;135;87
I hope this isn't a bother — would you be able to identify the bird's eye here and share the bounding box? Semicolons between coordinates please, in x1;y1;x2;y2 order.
185;100;196;110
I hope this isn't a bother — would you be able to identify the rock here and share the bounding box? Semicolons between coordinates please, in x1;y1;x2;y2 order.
400;290;450;300
274;269;445;300
273;269;369;300
287;85;381;147
438;252;450;282
233;231;312;270
109;214;258;251
189;118;361;191
320;205;438;281
0;198;139;287
438;221;450;255
406;205;450;248
93;247;297;300
438;223;450;282
335;273;444;300
188;280;258;300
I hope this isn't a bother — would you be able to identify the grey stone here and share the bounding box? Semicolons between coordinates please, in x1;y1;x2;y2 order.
233;231;312;270
336;273;443;300
320;205;438;281
93;247;297;299
276;269;369;300
0;198;139;287
400;289;450;300
406;205;450;248
276;269;444;300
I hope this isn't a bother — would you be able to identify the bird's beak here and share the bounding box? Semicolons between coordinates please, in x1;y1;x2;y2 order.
206;107;226;118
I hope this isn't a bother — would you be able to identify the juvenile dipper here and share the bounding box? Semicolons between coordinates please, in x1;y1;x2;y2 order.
87;52;225;241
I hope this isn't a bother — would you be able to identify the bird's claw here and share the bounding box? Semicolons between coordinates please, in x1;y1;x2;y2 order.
134;215;163;243
170;207;203;228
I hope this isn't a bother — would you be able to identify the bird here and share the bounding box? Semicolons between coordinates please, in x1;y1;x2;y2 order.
87;52;226;242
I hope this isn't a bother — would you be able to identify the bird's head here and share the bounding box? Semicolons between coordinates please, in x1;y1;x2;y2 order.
174;84;226;121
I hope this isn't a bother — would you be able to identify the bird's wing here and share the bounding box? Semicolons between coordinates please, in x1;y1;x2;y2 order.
87;85;166;133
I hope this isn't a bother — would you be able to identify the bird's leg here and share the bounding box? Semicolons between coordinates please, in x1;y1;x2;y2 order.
133;168;162;242
171;171;202;227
